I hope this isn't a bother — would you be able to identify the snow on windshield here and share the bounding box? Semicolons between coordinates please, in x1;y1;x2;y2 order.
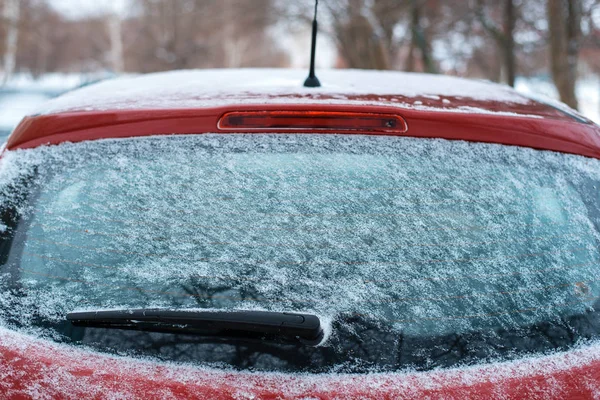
0;134;599;367
2;135;600;331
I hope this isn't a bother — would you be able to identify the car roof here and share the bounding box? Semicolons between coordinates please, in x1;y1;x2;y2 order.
28;69;584;120
5;68;600;158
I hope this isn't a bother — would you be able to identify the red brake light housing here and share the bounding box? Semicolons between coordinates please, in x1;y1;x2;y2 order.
217;111;408;133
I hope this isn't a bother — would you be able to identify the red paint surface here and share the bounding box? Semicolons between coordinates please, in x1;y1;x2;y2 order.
6;103;600;160
2;327;600;399
3;95;600;398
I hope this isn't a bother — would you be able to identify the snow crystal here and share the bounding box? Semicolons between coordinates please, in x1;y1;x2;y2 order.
0;133;600;374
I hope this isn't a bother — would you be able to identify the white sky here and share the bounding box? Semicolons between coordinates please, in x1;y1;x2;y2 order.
49;0;131;18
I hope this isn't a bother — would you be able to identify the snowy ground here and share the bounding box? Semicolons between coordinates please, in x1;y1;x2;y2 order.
516;75;600;124
0;73;89;92
0;73;110;141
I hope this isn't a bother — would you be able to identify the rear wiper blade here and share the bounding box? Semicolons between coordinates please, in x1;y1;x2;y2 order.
67;309;324;346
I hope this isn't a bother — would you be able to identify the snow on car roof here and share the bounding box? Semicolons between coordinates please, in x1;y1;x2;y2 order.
10;68;598;157
35;68;549;117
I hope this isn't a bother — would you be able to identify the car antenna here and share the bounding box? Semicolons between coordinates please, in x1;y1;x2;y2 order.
303;0;321;88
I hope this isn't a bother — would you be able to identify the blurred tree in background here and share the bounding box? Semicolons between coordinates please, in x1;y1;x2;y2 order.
0;0;287;75
0;0;599;110
548;0;581;108
1;0;19;83
126;0;287;72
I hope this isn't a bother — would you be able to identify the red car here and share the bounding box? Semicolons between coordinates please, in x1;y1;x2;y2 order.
1;69;600;399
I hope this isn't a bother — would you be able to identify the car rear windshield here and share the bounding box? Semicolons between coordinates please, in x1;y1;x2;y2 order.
1;134;600;373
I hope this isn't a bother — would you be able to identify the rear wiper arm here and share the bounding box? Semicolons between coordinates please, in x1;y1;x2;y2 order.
67;309;324;346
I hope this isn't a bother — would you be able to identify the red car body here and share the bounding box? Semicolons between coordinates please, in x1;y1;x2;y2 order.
2;69;600;399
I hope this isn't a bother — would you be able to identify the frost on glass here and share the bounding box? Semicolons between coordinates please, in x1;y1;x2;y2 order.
0;134;600;370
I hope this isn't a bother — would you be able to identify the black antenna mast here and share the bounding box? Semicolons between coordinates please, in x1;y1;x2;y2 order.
303;0;321;87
